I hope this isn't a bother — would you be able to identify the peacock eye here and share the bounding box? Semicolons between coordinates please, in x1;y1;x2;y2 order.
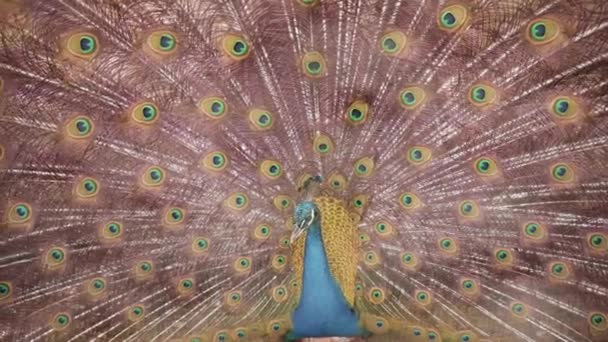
551;163;574;183
164;207;185;225
0;281;12;300
191;237;210;253
359;232;371;243
439;237;458;254
368;288;385;304
46;247;66;268
407;146;432;166
221;34;251;60
178;278;195;294
589;312;607;331
128;305;145;321
102;221;123;239
67;32;99;59
346;100;370;125
474;157;498;176
328;173;347;191
511;302;528;317
399;86;426;109
588;233;608;251
135;260;153;277
438;5;469;32
415;290;431;305
142;166;166;187
87;277;106;296
131;102;159;125
549;261;570;279
248;109;274;130
458;200;479;218
66;115;94;139
198;96;227;119
527;18;560;45
272;254;287;271
272;285;288;302
201;151;229;173
76;177;100;198
260;160;283;180
494;248;514;265
52;313;71;330
225;192;249;211
379;30;407;56
363;251;380;266
400;192;421;210
352;195;367;210
302;51;327;78
551;96;579;120
146;31;177;54
235;329;247;339
234;257;252;272
297;0;318;6
9;203;32;223
468;84;497;107
354;157;375;177
313;134;334;155
461;279;478;294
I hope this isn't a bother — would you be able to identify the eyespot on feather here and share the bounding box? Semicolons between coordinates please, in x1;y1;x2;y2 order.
415;289;432;306
273;195;293;212
44;247;67;270
248;108;274;130
130;102;159;125
163;207;186;228
301;51;327;78
145;30;178;55
65;32;99;60
460;278;480;297
550;162;575;183
362;250;380;267
438;4;469;32
587;233;608;253
458;200;480;219
353;157;375;177
252;223;272;240
141;166;166;188
65;115;95;139
191;237;210;254
177;277;195;295
266;319;289;336
525;18;562;46
550;96;581;121
589;312;608;332
100;221;123;241
521;221;547;242
406;146;432;166
400;251;420;271
346;100;370;125
399;86;426;109
220;33;251;61
548;261;571;280
224;290;243;308
272;285;289;302
0;281;12;301
51;312;71;331
199;96;228;119
271;254;288;272
456;330;478;342
468;83;498;108
494;248;514;267
367;287;386;304
127;304;145;322
438;237;459;255
134;260;154;279
259;159;283;180
224;192;250;212
7;202;33;225
362;315;390;335
327;172;347;191
296;0;319;7
400;192;422;210
74;176;100;199
201;151;229;173
473;157;499;177
379;30;407;57
86;277;107;297
374;221;394;237
234;257;252;273
510;302;529;318
313;134;334;155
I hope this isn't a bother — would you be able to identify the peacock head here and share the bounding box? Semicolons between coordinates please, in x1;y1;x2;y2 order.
291;201;321;243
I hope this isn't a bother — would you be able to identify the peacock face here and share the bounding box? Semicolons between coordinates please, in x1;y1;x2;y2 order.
291;201;321;243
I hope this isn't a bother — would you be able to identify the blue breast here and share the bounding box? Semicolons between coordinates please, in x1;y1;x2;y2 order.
290;222;363;338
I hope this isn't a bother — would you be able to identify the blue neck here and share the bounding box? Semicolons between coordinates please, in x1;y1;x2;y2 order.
290;222;362;338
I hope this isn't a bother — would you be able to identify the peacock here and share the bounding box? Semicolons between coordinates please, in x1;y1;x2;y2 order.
1;0;608;341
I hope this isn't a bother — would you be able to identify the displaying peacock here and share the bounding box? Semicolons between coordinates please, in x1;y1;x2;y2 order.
1;0;608;341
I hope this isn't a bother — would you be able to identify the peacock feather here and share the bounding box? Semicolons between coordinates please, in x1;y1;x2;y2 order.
1;0;608;341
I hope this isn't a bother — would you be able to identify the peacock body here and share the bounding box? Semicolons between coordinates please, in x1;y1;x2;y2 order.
1;0;608;341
